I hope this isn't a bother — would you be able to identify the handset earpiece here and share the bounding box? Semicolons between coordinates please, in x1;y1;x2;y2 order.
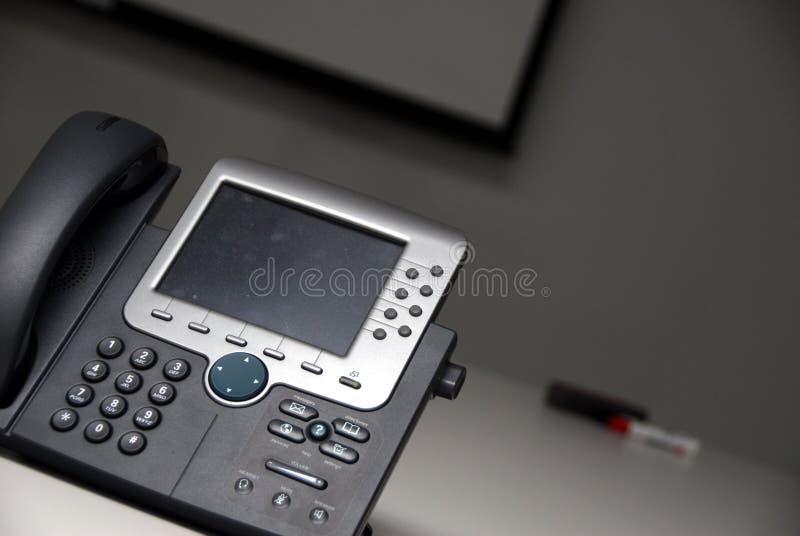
0;111;167;404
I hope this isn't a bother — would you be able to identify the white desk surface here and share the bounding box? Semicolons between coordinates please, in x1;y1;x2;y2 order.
1;366;798;535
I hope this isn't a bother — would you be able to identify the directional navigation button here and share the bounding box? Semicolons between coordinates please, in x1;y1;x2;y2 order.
208;352;268;403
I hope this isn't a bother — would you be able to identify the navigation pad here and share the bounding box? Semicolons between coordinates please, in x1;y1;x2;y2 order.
208;352;268;402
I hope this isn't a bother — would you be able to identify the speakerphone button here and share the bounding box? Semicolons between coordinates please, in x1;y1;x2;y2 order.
163;359;190;381
268;419;305;443
82;360;108;382
66;384;94;407
130;348;157;370
309;508;329;525
50;408;78;432
279;399;318;421
420;285;433;297
208;352;267;403
320;440;359;464
97;337;124;358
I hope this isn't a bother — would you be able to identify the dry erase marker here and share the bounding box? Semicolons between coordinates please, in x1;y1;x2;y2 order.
607;415;701;457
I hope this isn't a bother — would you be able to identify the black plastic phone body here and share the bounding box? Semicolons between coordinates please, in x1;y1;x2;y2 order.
0;112;462;536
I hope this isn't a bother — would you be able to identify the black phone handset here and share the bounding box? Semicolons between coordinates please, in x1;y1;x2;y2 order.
0;111;167;403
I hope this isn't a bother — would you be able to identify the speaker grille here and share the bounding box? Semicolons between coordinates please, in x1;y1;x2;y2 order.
48;242;95;292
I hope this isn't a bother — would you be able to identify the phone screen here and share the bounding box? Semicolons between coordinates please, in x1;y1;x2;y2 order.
158;184;403;355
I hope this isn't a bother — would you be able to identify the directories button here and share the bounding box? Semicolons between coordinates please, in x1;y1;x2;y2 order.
208;352;267;403
333;418;370;443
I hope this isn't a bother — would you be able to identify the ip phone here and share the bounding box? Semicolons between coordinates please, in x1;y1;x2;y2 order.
0;112;467;535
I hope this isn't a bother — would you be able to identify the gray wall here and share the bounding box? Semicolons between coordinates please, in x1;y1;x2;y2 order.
1;0;798;474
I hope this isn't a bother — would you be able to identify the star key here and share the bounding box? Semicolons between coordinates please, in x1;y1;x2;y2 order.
51;408;78;431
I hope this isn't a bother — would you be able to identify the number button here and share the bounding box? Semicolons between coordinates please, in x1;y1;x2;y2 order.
100;395;127;418
50;408;78;432
97;337;124;358
130;348;157;370
133;407;161;430
115;371;142;394
66;384;94;407
82;360;108;382
84;420;112;443
118;431;147;455
163;359;190;381
149;383;176;405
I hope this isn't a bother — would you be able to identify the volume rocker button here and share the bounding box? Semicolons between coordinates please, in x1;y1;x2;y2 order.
265;459;327;490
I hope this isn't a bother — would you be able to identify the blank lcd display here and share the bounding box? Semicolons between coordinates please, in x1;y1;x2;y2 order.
158;184;404;355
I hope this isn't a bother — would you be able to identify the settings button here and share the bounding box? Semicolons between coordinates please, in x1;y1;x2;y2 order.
320;440;359;464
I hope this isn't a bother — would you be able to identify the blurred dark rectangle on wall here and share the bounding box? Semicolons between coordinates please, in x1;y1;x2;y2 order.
81;0;554;147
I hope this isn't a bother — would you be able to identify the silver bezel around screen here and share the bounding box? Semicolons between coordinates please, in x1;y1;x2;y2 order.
124;157;466;410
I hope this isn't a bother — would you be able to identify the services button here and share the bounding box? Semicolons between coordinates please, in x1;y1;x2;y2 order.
268;419;305;443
